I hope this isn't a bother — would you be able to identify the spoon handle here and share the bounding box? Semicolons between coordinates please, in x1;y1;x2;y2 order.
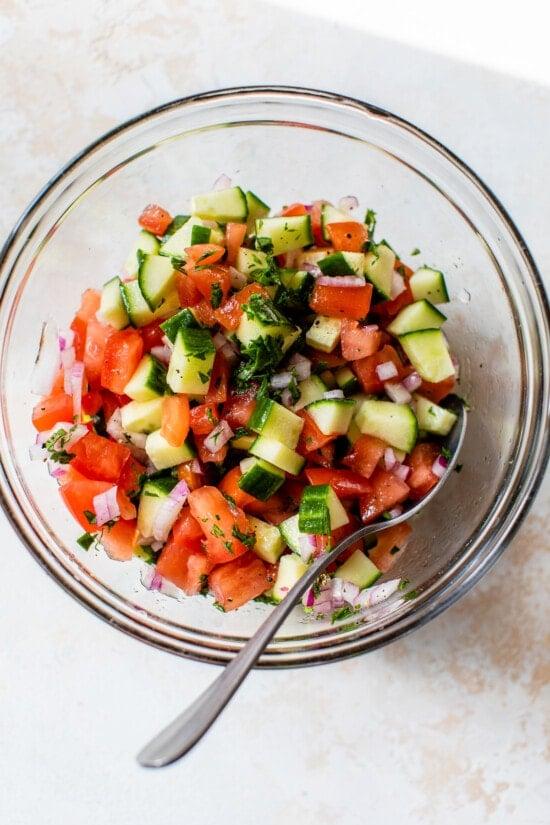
137;520;387;767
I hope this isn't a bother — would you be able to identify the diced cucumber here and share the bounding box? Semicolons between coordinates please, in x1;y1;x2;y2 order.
255;215;313;255
248;398;304;449
160;307;201;343
120;398;164;434
191;224;212;245
167;327;216;395
162;215;190;239
119;281;179;328
335;549;381;588
355;399;418;453
305;316;341;352
346;416;362;444
123;354;167;401
318;251;365;277
237;457;285;501
321;204;353;241
387;299;446;336
278;514;303;553
137;254;176;311
235;294;300;353
250;435;305;476
137;477;176;539
364;243;396;300
230;433;256;451
305;398;355;435
399;329;455;383
319;370;337;389
275;269;314;310
272;554;308;603
159;217;223;258
248;516;285;564
291;375;327;412
99;277;129;330
124;230;160;277
191;186;248;223
414;394;457;435
335;366;359;395
410;266;449;304
145;429;195;471
299;484;349;535
246;190;270;219
235;247;271;280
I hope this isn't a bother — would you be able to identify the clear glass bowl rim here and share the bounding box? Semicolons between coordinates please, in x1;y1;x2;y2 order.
0;85;548;667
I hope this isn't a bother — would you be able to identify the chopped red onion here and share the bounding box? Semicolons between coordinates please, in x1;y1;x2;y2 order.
288;352;311;381
149;345;172;365
451;354;460;379
338;195;359;212
190;458;203;475
301;262;322;276
204;420;234;453
354;578;401;610
432;455;448;478
384;381;412;404
387;504;404;518
32;320;61;396
342;581;360;604
161;335;174;350
106;408;147;461
212;173;232;191
29;444;47;462
229;266;247;290
376;361;398;381
270;372;293;390
392;464;410;483
317;275;365;288
61;347;76;393
151;481;190;542
331;577;345;606
140;566;183;600
47;459;68;480
58;329;75;351
302;587;315;608
299;533;316;563
170;480;191;503
384;448;396;470
93;485;120;527
403;371;422;392
281;388;293;408
391;271;406;299
69;361;85;421
221;343;239;365
323;389;344;400
150;540;164;552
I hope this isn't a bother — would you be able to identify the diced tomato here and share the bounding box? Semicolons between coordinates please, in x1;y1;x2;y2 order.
209;551;273;611
235;282;271;306
327;221;369;252
32;392;74;432
84;317;114;387
368;522;412;572
186;244;225;267
60;479;114;531
281;202;308;217
222;388;256;429
352;345;406;394
117;456;144;520
219;466;257;509
395;259;414;278
373;263;414;318
70;289;101;360
138;204;172;236
157;538;214;595
420;376;456;404
100;518;137;561
190;403;219;435
177;462;203;491
81;390;103;416
340;319;382;360
310;282;373;320
192;300;218;327
305;468;372;497
225;223;247;264
213;296;242;331
189;264;231;304
311;200;329;247
306;347;347;369
99;390;121;424
195;434;228;465
172;506;204;543
69;431;130;482
50;369;66;395
407;443;440;500
140;322;165;352
306;443;335;467
342;434;387;479
296;411;338;454
259;478;304;525
188;486;254;564
245;491;286;518
205;353;230;404
176;272;202;307
100;328;143;394
161;395;190;447
359;469;410;523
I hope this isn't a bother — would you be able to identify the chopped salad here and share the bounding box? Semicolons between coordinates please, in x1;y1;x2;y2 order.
30;181;459;619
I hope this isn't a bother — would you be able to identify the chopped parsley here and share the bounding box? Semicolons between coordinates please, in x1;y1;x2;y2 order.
254;592;278;605
455;463;463;474
210;523;224;538
199;574;209;596
222;493;237;509
231;524;256;548
242;293;288;326
44;426;79;464
83;509;96;525
255;236;274;254
210;282;223;309
234;335;284;386
441;446;452;460
398;579;410;591
365;208;377;238
411;247;421;256
331;605;355;623
77;532;94;550
198;371;211;384
212;601;226;612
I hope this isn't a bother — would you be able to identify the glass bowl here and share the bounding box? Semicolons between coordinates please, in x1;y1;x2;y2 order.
0;87;548;667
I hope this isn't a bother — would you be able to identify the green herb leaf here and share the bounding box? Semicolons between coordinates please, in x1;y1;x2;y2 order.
77;532;94;550
83;509;96;525
210;282;223;309
231;524;256;548
331;605;355;623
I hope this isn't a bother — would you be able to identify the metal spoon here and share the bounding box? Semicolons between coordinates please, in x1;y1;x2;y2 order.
138;396;467;767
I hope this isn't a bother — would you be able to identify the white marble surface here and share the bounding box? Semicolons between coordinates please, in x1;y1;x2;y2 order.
1;2;548;823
